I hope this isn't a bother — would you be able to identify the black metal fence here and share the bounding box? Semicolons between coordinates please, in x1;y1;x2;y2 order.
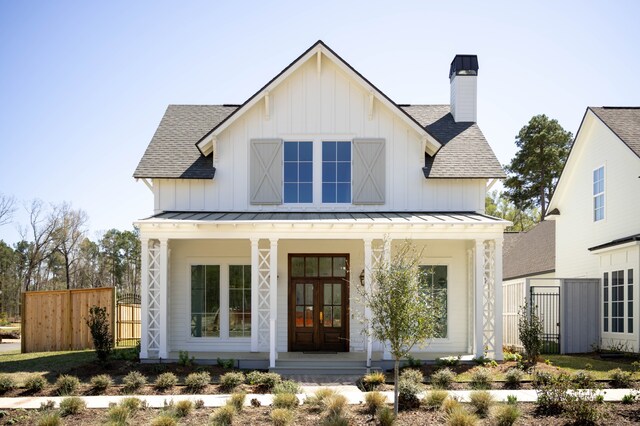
530;286;560;354
116;293;141;347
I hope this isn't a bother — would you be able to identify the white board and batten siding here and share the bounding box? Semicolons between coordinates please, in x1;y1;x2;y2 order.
153;56;486;214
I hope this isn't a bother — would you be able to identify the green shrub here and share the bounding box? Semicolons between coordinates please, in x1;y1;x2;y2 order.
535;374;570;415
185;371;211;393
270;408;294;426
24;374;47;392
437;356;461;367
219;371;245;391
154;372;178;390
324;394;348;417
55;374;80;396
518;302;543;365
151;415;177;426
120;397;143;412
0;374;16;393
506;395;517;405
178;350;194;366
174;399;193;417
431;368;456;389
504;368;524;389
245;371;282;390
399;368;423;384
446;406;478;426
107;405;130;424
571;370;595;388
468;390;494;417
227;392;246;412
364;391;387;414
493;403;521;426
59;396;86;416
320;413;350;426
217;357;236;369
423;390;448;410
209;404;235;426
564;388;607;424
90;374;113;391
376;405;396;426
36;412;61;426
503;351;522;363
532;371;554;387
85;305;114;362
469;368;492;390
122;371;147;393
273;380;301;394
441;396;462;414
305;388;337;411
610;368;633;388
622;393;636;404
39;400;56;411
273;392;299;409
362;371;386;391
398;377;423;410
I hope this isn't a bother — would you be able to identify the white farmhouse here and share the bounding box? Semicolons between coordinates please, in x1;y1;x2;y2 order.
133;41;507;370
547;107;640;351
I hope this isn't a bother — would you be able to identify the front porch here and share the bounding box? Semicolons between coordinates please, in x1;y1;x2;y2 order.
136;212;508;370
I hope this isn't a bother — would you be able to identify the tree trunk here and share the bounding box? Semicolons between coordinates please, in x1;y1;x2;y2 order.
394;358;400;415
64;252;71;290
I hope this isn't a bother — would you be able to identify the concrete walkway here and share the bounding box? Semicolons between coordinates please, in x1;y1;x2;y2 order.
0;339;20;353
0;387;637;409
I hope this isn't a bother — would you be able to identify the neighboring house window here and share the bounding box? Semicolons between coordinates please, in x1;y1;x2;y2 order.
603;272;609;332
419;265;447;338
284;141;313;203
611;270;624;333
593;166;605;221
322;141;351;203
629;269;634;334
229;265;251;337
191;265;220;337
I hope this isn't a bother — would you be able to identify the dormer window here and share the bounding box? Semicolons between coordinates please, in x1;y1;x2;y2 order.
593;166;605;221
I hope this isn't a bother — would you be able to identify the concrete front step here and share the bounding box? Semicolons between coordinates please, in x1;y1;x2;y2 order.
271;366;379;375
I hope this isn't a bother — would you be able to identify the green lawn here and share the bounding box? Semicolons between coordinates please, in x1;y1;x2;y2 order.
544;354;635;379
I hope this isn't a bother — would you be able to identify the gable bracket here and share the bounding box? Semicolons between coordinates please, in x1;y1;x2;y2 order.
211;136;218;164
264;91;270;121
368;91;374;120
317;50;322;74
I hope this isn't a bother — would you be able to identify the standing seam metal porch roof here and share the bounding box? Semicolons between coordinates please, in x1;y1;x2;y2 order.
141;211;508;225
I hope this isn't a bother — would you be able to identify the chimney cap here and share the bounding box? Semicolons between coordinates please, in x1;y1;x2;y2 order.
449;55;479;79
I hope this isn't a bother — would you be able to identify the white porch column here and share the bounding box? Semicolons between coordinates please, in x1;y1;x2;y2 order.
363;238;373;368
474;239;485;358
494;238;504;361
250;238;259;352
269;238;278;368
382;238;392;361
139;237;149;360
159;238;169;360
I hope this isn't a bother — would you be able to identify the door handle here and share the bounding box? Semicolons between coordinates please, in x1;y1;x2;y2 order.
319;310;323;322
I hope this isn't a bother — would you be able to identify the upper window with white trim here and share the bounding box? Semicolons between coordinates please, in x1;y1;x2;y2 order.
284;141;313;203
322;141;351;203
593;166;605;221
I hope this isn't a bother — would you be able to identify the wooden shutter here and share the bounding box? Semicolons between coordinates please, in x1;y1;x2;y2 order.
250;139;283;204
352;138;385;204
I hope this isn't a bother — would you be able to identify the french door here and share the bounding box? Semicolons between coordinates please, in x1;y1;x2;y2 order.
288;254;349;352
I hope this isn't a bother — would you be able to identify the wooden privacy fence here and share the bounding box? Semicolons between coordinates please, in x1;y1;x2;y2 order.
21;287;115;353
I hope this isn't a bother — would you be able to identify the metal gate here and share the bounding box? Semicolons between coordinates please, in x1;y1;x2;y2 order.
530;286;560;354
116;293;141;347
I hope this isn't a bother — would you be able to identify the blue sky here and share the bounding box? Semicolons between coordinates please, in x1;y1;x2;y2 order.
1;1;639;245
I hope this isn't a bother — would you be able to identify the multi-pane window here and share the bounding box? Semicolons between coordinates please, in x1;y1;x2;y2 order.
284;141;313;203
603;272;609;332
593;166;605;221
419;265;448;338
629;269;634;334
611;270;624;333
322;141;351;203
229;265;251;337
191;265;220;337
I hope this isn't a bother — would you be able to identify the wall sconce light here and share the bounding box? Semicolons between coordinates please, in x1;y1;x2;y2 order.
359;269;365;286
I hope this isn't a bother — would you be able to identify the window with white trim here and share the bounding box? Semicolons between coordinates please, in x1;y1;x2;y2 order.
604;269;633;334
593;166;605;221
191;264;251;338
419;265;447;338
283;141;313;203
322;141;351;203
611;270;624;332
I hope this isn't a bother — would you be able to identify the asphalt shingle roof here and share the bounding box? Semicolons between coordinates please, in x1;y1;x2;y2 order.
503;220;556;280
589;107;640;158
134;104;505;179
402;105;505;178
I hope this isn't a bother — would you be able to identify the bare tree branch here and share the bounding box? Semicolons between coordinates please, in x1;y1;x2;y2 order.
0;194;16;227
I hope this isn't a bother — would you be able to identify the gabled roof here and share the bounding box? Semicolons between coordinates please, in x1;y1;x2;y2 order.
133;104;505;179
403;105;505;179
589;107;640;158
195;40;441;157
503;220;555;280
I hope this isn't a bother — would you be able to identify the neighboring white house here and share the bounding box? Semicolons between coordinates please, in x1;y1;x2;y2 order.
547;107;640;351
133;41;508;369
